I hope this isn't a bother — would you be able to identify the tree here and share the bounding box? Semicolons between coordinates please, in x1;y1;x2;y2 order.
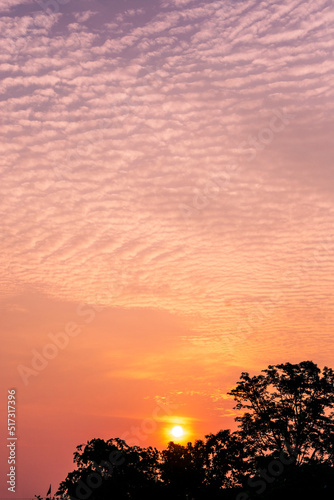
228;361;334;467
160;440;207;498
204;430;247;489
56;438;162;500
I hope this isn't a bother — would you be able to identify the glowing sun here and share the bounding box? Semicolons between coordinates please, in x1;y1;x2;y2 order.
171;425;184;438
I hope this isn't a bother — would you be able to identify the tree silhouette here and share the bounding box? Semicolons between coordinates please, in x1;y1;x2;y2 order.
56;438;162;499
204;430;246;489
52;361;334;500
228;361;334;467
160;440;207;498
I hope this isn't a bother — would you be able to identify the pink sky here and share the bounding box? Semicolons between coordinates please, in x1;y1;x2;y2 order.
1;0;334;497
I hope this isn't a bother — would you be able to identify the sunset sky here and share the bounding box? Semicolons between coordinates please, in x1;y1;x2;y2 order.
1;0;334;497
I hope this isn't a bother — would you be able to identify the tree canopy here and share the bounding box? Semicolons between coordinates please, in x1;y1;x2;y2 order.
228;360;334;466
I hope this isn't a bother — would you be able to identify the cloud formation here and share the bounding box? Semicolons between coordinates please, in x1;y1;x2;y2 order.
1;0;334;356
1;0;334;496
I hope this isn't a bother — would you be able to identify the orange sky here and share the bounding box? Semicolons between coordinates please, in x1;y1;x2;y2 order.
1;0;334;497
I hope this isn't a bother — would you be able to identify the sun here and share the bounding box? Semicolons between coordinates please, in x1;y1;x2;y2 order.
171;425;184;438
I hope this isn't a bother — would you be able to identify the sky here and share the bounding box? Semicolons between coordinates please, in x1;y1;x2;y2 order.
0;0;333;497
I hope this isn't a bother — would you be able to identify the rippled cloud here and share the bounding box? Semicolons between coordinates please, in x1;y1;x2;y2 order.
1;0;334;388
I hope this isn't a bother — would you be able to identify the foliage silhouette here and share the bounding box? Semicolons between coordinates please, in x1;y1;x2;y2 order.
228;360;334;466
50;361;334;500
57;438;162;500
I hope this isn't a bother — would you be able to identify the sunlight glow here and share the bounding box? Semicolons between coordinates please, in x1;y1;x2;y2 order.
171;425;184;438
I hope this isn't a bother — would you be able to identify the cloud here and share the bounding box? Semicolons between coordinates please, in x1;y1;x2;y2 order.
1;0;333;371
73;9;97;23
0;0;33;11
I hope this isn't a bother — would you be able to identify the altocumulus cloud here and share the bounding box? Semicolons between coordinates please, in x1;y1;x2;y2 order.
1;0;334;364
